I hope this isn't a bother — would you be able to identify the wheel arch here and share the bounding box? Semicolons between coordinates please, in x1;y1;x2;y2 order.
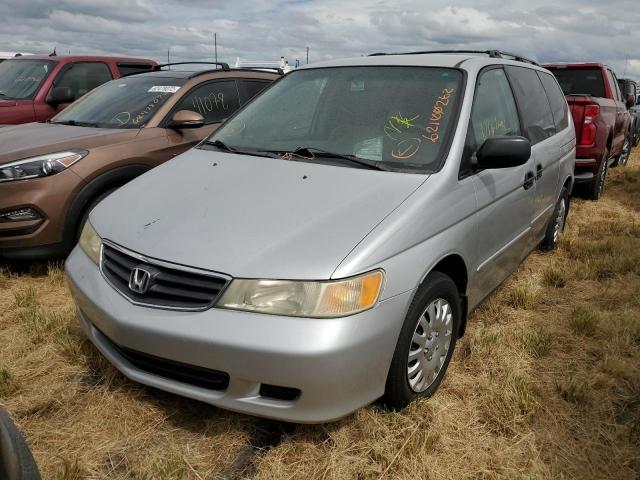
62;164;151;246
418;253;469;337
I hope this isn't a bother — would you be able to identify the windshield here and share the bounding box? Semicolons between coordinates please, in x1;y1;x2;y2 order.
209;66;463;171
547;68;605;97
0;59;55;100
52;76;185;129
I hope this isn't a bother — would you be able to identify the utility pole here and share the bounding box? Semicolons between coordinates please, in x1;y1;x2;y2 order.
214;32;218;68
306;46;309;65
167;48;170;68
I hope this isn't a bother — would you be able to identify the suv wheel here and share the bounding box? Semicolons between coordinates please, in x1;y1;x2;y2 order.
75;188;119;242
383;272;460;409
588;153;608;201
540;187;569;251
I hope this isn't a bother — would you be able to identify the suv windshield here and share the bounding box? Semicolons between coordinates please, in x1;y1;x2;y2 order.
547;67;606;97
52;76;185;129
208;66;463;171
0;59;55;100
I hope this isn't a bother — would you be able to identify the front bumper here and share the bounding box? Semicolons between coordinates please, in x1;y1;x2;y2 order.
65;247;413;423
0;170;82;259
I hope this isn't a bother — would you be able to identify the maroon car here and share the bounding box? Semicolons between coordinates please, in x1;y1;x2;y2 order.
543;63;632;200
0;55;156;126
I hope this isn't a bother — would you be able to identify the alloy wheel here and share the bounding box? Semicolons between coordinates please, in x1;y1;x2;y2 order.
620;138;631;166
407;298;453;392
599;162;607;197
553;197;566;244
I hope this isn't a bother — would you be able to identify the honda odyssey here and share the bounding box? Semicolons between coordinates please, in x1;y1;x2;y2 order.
66;50;576;423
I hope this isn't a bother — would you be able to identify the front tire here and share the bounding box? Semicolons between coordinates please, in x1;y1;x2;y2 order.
383;272;460;410
540;187;569;251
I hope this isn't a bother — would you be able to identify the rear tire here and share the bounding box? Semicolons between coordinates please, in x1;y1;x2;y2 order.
540;187;569;251
612;134;631;167
383;272;460;410
587;153;607;201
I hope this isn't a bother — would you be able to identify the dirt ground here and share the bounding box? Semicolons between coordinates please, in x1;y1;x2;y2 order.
1;153;639;479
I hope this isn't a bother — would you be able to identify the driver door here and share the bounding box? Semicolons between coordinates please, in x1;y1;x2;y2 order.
466;67;536;301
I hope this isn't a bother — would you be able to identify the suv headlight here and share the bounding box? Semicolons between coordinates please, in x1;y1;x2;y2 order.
0;150;88;183
216;270;384;318
78;220;102;265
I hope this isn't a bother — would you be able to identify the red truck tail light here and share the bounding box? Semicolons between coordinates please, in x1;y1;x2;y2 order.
579;104;600;146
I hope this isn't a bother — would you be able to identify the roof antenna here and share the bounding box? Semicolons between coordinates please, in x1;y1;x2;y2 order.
49;47;57;57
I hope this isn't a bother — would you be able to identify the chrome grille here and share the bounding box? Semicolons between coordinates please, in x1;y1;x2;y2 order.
100;241;230;311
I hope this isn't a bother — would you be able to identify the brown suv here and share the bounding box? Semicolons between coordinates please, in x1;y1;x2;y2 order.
0;62;280;259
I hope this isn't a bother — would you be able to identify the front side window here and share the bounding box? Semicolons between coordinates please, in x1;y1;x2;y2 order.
0;59;56;100
53;76;184;128
172;80;241;125
506;66;556;144
461;67;521;176
209;67;463;172
607;70;621;101
538;71;569;131
54;62;113;102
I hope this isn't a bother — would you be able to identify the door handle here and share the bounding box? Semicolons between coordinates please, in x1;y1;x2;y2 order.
523;171;535;190
536;164;543;180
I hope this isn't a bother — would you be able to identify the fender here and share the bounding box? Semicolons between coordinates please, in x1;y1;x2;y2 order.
63;164;150;246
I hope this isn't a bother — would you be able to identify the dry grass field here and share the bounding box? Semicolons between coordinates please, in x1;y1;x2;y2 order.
1;153;639;480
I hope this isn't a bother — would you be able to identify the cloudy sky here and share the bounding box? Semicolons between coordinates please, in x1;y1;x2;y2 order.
1;0;639;78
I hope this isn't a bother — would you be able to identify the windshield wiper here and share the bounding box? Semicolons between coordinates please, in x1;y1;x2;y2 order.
51;120;99;128
200;139;275;159
266;147;390;171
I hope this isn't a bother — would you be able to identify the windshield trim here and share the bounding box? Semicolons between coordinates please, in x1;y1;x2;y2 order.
201;65;467;174
0;59;57;100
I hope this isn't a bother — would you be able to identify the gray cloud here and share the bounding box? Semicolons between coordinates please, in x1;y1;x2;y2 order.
0;0;638;78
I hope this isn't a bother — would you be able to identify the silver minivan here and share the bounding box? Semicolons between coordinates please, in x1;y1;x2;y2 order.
65;50;575;423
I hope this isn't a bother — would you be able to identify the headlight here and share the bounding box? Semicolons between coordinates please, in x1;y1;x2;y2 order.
216;270;384;318
78;220;101;265
0;150;88;183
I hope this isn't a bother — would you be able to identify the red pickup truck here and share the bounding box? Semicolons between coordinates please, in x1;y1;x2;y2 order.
543;63;632;200
0;55;157;126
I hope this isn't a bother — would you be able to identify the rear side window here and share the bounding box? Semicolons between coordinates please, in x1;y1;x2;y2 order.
238;80;271;104
538;71;569;132
548;68;605;98
173;80;240;124
118;63;154;76
462;67;521;176
54;62;113;102
506;66;556;144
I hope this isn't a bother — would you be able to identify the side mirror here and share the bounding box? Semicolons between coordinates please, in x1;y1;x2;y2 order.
168;110;205;129
46;86;74;105
476;136;531;169
625;93;635;109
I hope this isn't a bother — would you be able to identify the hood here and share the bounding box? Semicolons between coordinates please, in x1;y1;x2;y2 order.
92;149;428;280
0;123;140;165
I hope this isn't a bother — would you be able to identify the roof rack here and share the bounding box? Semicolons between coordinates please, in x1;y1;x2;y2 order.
154;61;231;72
231;67;285;75
368;49;539;66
